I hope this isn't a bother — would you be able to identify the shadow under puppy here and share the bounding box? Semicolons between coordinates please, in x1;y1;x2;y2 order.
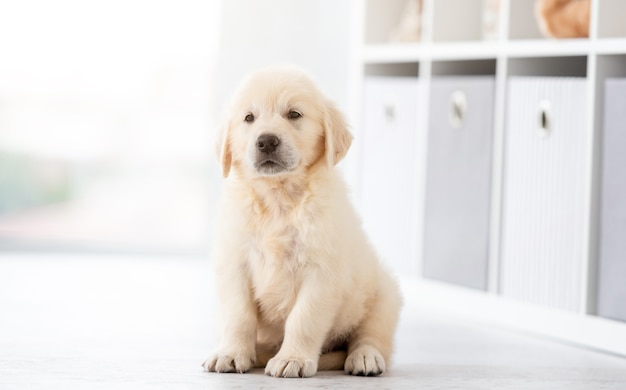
202;66;402;378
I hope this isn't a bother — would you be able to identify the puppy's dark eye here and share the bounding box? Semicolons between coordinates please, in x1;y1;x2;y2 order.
244;113;255;123
287;110;302;120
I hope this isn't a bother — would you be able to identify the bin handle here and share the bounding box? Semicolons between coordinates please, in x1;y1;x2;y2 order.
449;90;467;129
538;100;552;138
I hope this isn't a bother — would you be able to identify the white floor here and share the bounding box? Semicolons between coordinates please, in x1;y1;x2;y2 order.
1;253;626;389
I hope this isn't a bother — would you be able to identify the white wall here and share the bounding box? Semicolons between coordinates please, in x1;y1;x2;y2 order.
214;0;353;116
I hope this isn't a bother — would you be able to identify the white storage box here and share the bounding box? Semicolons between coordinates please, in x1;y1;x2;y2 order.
500;77;588;312
360;76;419;275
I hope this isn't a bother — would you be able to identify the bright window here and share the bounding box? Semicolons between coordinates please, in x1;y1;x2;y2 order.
0;0;221;254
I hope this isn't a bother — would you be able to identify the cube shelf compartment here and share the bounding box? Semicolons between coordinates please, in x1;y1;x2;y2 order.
351;0;626;356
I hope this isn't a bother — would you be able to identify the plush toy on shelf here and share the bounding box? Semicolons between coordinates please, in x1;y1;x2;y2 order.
535;0;590;38
389;0;422;42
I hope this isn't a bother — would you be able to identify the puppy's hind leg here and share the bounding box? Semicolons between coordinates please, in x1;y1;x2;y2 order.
318;350;347;371
253;343;279;368
345;276;402;376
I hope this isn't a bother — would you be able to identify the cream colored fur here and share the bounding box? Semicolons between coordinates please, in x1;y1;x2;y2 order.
201;66;402;378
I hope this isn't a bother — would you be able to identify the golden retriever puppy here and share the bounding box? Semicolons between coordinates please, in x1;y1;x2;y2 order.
202;66;402;378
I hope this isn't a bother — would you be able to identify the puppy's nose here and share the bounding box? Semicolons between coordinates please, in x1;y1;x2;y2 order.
256;134;280;153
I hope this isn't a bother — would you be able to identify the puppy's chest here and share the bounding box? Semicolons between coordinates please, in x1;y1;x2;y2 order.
245;197;314;265
249;217;306;279
246;209;312;319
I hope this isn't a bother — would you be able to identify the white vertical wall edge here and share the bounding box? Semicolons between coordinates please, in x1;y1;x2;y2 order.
347;0;367;207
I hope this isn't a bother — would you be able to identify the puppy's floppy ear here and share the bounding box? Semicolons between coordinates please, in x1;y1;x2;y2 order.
215;122;233;178
324;101;353;166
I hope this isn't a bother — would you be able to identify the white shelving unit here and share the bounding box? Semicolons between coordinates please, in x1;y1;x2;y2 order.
349;0;626;356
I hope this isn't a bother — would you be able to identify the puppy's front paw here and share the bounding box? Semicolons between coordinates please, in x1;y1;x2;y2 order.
265;354;318;378
202;351;254;374
345;346;385;376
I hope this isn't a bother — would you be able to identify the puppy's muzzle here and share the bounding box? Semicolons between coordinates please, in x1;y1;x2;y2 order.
257;134;280;154
254;133;293;175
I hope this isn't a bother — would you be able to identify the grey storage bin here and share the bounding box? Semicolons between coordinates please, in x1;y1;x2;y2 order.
598;78;626;323
422;76;495;290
